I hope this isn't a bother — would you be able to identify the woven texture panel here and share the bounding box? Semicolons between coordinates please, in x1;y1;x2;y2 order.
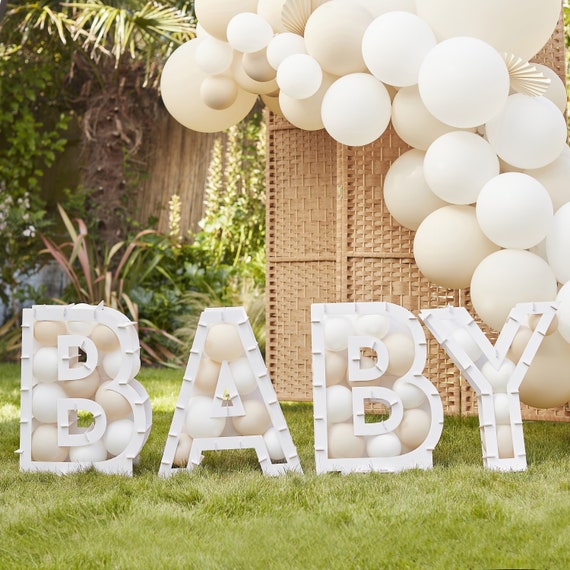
265;15;569;420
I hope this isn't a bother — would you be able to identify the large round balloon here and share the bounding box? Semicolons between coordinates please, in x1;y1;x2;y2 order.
424;131;499;204
470;249;558;331
195;0;258;41
226;12;274;54
518;331;570;408
383;149;447;230
523;146;570;212
321;73;391;146
279;73;335;131
277;53;323;99
533;64;568;114
485;94;567;170
362;11;436;87
413;205;500;289
418;36;510;128
415;0;562;61
304;0;372;76
545;202;570;284
161;40;256;132
267;33;307;70
391;85;466;150
476;172;553;250
257;0;287;34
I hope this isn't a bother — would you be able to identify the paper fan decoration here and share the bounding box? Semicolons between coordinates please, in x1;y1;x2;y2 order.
281;0;312;35
503;53;551;97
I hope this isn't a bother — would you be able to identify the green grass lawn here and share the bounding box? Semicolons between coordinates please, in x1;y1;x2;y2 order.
1;362;570;569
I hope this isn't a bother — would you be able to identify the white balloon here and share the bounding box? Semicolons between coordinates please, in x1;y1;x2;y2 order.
324;317;354;352
266;33;306;70
362;11;436;87
397;408;431;449
476;172;553;250
229;356;258;396
383;149;447;231
533;64;568;114
418;37;510;128
32;383;66;424
195;36;233;75
523;146;570;212
366;433;402;457
360;0;416;17
557;281;570;304
546;202;570;284
33;347;59;383
195;0;258;41
263;427;286;461
391;85;467;150
355;314;390;339
103;419;134;456
321;73;391;146
470;249;558;331
393;377;426;408
185;396;226;438
481;360;515;393
279;74;334;131
304;0;372;76
414;205;500;289
277;54;323;99
328;423;366;458
493;393;511;425
557;296;570;344
485;94;567;169
226;12;274;54
415;0;562;61
31;424;69;462
326;385;353;424
69;440;108;463
424;131;500;204
450;328;483;363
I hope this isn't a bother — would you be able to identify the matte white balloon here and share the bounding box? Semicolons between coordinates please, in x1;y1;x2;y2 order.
195;0;258;41
418;36;510;128
266;33;307;70
328;423;366;458
450;328;483;363
391;85;465;150
69;440;108;463
383;333;415;377
185;396;227;438
366;433;402;457
324;317;355;352
226;12;274;54
229;356;258;396
321;73;391;146
326;385;353;424
424;131;499;204
416;0;562;61
32;383;66;424
485;94;567;169
481;360;515;393
476;172;553;250
470;249;558;331
355;314;390;339
103;418;134;456
263;427;286;461
205;323;244;362
557;296;570;344
493;393;511;425
496;424;514;459
33;347;59;383
304;0;372;76
31;424;69;462
393;377;425;409
414;205;500;289
200;75;238;110
545;202;570;284
195;36;234;74
362;11;436;87
277;54;322;100
325;350;348;386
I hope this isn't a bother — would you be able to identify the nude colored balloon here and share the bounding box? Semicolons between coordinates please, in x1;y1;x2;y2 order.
391;85;465;151
533;64;568;114
415;0;562;61
414;205;500;289
242;49;276;82
545;202;570;284
161;40;256;133
384;149;448;230
200;75;238;110
328;423;366;458
257;0;287;34
424;131;499;205
195;0;258;41
418;37;510;128
304;0;372;76
470;249;558;331
195;35;233;75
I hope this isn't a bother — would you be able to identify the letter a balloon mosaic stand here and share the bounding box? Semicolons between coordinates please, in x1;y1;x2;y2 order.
264;16;570;423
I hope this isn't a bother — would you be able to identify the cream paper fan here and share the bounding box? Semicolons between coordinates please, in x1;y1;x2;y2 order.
503;53;551;97
281;0;313;35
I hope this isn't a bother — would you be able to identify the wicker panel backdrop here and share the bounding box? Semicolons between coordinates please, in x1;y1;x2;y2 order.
266;11;570;421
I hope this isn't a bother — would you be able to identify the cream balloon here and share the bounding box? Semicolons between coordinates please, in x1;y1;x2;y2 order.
242;49;276;82
545;202;570;284
383;333;415;377
470;249;558;331
231;51;279;95
328;423;366;458
481;359;515;393
34;320;67;347
396;408;431;449
391;85;465;151
414;205;499;289
261;93;283;117
266;33;307;70
519;331;570;408
557;295;570;344
173;433;193;467
533;64;568;114
200;75;238;110
204;323;244;362
61;369;100;399
232;399;271;435
304;0;372;76
226;12;274;54
276;53;323;99
362;11;436;87
257;0;287;34
424;131;500;205
31;424;69;462
415;0;562;61
194;357;221;394
523;146;570;212
418;36;510;128
90;324;119;352
195;0;258;41
195;35;233;75
383;149;448;231
360;0;416;17
279;73;334;131
321;73;392;146
476;172;553;250
161;40;256;133
486;94;567;170
95;381;132;422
